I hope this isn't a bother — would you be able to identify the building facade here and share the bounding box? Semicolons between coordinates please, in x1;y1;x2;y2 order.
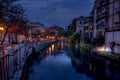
28;22;46;41
29;22;46;33
105;0;120;53
75;0;120;53
93;0;109;38
84;17;94;39
76;16;94;42
46;25;63;40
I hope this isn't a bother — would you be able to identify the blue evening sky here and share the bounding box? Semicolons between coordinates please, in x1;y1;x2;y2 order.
18;0;94;27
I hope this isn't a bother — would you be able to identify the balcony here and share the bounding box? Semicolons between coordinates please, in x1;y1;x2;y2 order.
115;22;120;27
97;0;109;9
97;22;108;29
105;22;120;32
96;11;109;21
115;7;120;13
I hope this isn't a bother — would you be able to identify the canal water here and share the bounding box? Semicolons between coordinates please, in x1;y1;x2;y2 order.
27;41;120;80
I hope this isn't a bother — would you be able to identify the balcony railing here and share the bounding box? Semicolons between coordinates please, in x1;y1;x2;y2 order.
97;22;108;28
97;0;109;9
105;23;120;32
115;22;120;27
97;11;109;21
101;0;109;6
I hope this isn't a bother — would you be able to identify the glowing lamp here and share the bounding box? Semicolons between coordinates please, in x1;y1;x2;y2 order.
97;45;111;52
105;46;111;52
0;27;4;31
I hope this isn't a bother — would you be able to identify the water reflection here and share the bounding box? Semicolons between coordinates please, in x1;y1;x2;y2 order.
46;41;67;54
69;50;120;80
46;44;55;54
27;41;120;80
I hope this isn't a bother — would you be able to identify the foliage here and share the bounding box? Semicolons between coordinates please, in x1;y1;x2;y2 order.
92;35;105;45
83;36;91;44
69;32;81;46
58;29;67;37
0;0;18;21
0;0;28;44
66;18;77;36
80;43;92;51
32;30;40;36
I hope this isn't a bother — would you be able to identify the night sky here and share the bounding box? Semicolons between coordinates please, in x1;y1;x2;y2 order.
19;0;94;27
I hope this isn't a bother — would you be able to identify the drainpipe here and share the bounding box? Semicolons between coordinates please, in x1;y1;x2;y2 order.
112;0;114;38
111;0;115;52
93;9;97;39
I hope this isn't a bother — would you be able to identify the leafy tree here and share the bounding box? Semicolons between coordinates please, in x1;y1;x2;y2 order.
0;0;28;44
58;29;67;37
67;18;77;36
70;32;81;46
32;29;40;37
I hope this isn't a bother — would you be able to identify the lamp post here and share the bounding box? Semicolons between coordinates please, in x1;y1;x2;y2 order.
0;27;4;31
0;25;4;43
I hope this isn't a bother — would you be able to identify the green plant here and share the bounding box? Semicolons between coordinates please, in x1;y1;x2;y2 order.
80;43;92;51
69;32;81;46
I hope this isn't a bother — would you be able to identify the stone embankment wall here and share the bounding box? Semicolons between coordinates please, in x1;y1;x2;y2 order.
0;41;54;80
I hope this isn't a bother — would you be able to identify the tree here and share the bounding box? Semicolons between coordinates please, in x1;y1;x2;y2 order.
0;0;17;21
70;32;81;47
8;16;28;44
67;18;77;36
58;29;67;37
0;0;28;44
32;29;40;38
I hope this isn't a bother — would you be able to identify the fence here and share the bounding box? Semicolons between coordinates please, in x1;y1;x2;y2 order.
0;42;33;80
0;54;9;80
0;41;53;80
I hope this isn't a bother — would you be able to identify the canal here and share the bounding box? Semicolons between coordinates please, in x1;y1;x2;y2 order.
26;41;120;80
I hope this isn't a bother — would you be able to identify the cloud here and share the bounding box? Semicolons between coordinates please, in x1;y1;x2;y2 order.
18;0;94;27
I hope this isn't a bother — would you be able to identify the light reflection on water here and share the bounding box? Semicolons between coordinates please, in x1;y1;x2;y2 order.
46;44;55;54
28;41;120;80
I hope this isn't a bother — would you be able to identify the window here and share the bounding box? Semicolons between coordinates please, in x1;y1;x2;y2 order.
80;21;82;24
90;25;93;30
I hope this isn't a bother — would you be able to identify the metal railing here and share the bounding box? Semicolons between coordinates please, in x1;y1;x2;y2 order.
115;7;120;13
97;11;109;21
0;42;33;80
115;22;120;27
96;0;109;9
0;41;52;80
13;50;18;74
105;26;120;32
0;54;9;80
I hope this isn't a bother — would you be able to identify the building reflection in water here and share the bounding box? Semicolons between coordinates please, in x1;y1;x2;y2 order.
46;41;68;54
69;50;120;80
46;44;55;54
46;41;120;80
89;63;92;71
51;44;55;52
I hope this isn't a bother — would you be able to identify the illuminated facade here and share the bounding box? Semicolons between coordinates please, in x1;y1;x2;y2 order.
76;16;86;37
28;22;46;41
105;0;120;53
46;25;63;40
76;16;94;42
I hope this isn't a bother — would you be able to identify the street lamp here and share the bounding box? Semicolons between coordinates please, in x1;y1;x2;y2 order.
0;24;4;31
0;27;4;31
0;25;4;42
